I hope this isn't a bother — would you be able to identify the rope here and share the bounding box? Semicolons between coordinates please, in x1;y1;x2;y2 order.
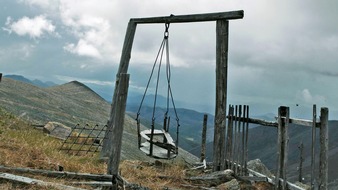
136;22;181;157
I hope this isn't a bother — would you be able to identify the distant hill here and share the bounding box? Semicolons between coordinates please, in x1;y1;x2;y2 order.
0;77;198;162
5;74;57;87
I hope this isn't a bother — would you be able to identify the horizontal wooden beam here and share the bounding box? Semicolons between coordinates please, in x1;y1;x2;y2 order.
228;116;321;128
130;10;244;24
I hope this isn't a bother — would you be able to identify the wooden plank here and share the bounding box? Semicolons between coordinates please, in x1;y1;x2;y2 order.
227;115;278;127
131;10;244;24
201;114;208;162
0;172;84;190
0;165;112;181
107;74;129;189
282;107;290;190
225;105;234;169
244;105;249;175
311;104;317;189
319;107;329;190
213;19;228;171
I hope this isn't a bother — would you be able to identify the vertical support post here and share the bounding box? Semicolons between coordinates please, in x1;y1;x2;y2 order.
241;105;246;175
201;114;208;162
225;105;234;169
106;73;130;189
319;107;329;190
101;21;137;159
298;142;304;182
0;73;2;82
232;105;238;171
311;104;317;189
244;105;249;176
213;19;229;171
236;105;242;174
275;106;289;190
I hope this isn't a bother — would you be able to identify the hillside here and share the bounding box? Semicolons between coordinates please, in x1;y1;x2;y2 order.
0;77;198;163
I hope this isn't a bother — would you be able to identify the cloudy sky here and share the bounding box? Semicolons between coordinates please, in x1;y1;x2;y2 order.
1;0;338;119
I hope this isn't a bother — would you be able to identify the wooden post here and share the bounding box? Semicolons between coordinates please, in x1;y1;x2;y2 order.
319;107;328;190
241;105;246;175
275;106;289;190
213;19;229;171
106;74;130;189
201;114;208;162
244;105;249;175
0;73;2;82
225;105;234;169
311;104;317;189
298;142;304;182
236;105;242;174
101;21;137;159
232;105;238;171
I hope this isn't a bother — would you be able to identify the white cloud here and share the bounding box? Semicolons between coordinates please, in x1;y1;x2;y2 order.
18;0;59;10
297;89;326;104
3;15;57;39
64;40;101;59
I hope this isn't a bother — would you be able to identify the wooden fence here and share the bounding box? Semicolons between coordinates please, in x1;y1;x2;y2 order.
223;105;329;190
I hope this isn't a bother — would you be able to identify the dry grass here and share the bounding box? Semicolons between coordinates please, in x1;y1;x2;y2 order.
0;108;194;189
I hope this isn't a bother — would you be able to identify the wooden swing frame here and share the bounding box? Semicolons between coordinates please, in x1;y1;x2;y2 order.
105;10;244;180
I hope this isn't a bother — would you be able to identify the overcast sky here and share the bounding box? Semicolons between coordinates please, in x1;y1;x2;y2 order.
1;0;338;119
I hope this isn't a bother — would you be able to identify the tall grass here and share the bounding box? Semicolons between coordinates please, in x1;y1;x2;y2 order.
0;108;192;189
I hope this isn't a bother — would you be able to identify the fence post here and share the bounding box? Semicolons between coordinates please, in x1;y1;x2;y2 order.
225;105;234;169
106;73;130;190
311;104;317;189
275;106;289;190
201;114;208;162
213;19;229;171
244;105;249;175
298;142;304;182
319;107;328;190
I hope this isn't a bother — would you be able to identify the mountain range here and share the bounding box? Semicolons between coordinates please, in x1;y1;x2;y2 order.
1;75;338;188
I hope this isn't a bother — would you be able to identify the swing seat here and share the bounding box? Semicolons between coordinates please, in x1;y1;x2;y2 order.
139;129;177;159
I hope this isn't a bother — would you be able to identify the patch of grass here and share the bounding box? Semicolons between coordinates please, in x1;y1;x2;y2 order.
0;108;193;189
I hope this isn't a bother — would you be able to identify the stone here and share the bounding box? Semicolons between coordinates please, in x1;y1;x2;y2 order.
43;121;71;140
217;179;240;190
247;159;273;178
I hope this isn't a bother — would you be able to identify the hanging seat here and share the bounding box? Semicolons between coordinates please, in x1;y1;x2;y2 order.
139;129;177;159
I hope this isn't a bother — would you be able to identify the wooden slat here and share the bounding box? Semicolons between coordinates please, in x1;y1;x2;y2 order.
131;10;244;24
319;107;329;190
0;166;112;181
0;172;84;190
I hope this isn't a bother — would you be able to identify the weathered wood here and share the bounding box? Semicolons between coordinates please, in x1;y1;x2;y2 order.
275;106;289;190
101;21;137;159
107;74;130;189
213;19;228;171
247;169;306;190
0;165;112;181
227;115;278;127
185;170;234;186
319;107;328;190
232;105;238;172
244;105;249;176
283;107;289;189
201;114;208;162
225;105;234;169
298;142;304;182
131;10;244;24
0;172;84;190
311;105;317;189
